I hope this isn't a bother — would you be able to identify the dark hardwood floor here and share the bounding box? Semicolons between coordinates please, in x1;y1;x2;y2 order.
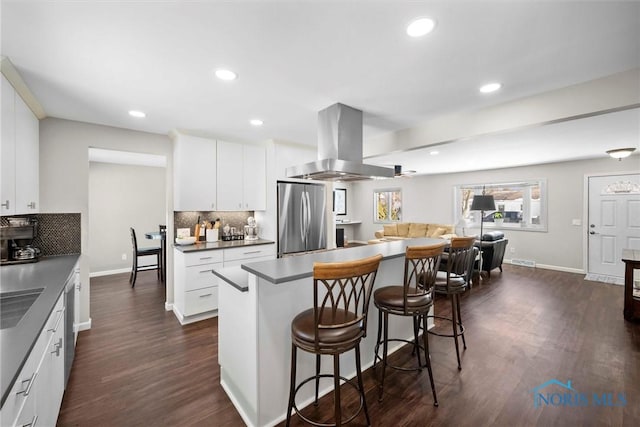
57;265;640;427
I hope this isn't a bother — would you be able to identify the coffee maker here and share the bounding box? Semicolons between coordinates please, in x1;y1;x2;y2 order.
1;217;41;265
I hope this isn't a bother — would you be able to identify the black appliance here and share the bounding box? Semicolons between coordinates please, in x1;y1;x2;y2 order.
0;217;41;265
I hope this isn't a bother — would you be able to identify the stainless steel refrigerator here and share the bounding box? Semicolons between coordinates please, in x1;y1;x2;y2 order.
277;181;326;257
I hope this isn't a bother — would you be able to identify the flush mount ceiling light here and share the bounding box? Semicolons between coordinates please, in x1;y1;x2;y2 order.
430;150;439;155
249;119;264;126
606;147;636;160
128;110;146;118
215;69;237;81
479;82;502;93
406;17;436;37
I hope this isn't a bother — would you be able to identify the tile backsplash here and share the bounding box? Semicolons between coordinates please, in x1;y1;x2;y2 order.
173;211;253;238
1;213;81;256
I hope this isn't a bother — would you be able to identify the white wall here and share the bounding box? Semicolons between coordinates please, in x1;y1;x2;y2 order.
88;162;166;273
351;156;639;272
39;118;172;327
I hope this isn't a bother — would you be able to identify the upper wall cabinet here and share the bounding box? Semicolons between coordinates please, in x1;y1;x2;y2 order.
1;74;39;215
173;134;217;211
242;144;266;211
173;135;266;212
216;141;266;211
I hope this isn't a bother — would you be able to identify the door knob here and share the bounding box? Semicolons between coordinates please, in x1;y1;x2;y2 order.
589;231;599;235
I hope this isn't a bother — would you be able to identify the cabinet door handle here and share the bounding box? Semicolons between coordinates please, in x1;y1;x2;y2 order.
199;269;213;274
51;338;63;357
22;414;38;427
243;250;261;255
16;372;37;396
48;308;65;333
199;293;212;298
199;256;213;260
1;200;9;209
27;202;36;209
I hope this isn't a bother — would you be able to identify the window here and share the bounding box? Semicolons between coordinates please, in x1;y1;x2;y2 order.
454;179;547;232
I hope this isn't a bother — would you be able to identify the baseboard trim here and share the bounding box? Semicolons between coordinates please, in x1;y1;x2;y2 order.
504;259;584;275
90;268;130;278
584;273;624;285
77;318;92;331
165;302;173;311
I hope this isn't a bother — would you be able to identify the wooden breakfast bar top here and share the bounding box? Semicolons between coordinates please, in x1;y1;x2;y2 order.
216;238;443;427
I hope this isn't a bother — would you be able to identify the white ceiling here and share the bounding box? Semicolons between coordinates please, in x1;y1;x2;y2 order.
2;1;639;172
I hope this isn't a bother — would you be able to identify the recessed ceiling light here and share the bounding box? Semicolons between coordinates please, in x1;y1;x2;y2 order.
249;119;264;126
430;150;439;155
215;69;237;81
128;110;146;118
407;17;436;37
479;82;502;93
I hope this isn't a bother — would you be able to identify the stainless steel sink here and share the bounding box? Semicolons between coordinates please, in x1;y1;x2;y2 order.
0;288;44;329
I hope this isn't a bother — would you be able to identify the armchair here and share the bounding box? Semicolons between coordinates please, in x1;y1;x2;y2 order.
474;231;508;277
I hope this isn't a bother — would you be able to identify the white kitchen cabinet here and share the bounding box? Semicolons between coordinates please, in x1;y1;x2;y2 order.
0;74;39;215
15;93;39;214
173;134;217;211
1;75;16;215
216;141;266;211
173;249;223;324
173;133;266;212
216;140;243;210
172;244;275;324
223;244;276;267
0;292;65;427
242;144;266;211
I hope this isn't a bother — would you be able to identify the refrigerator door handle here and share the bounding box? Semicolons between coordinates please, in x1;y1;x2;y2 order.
299;193;306;245
304;191;311;241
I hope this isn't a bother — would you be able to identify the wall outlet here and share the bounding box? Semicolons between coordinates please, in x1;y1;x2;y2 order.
121;253;127;261
510;247;516;254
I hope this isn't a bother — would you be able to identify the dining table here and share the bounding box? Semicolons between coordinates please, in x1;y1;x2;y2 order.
144;228;166;283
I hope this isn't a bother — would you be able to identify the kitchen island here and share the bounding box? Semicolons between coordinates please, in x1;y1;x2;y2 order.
215;238;442;427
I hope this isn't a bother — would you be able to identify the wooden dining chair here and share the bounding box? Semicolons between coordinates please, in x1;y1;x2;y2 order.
129;227;161;288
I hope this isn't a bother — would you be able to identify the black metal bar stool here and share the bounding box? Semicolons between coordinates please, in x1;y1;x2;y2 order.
426;236;477;370
286;254;383;427
129;227;161;288
373;243;444;407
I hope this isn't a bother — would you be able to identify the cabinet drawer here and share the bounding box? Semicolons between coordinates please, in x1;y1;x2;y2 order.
183;250;223;266
185;263;221;291
0;322;47;427
224;245;276;262
184;286;218;316
45;293;65;340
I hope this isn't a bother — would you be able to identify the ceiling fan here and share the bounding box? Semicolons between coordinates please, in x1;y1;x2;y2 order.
393;165;416;178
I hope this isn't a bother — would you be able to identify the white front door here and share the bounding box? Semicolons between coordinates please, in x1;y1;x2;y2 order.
587;173;640;283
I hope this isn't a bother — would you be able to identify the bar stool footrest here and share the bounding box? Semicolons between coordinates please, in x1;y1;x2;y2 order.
374;338;430;371
423;314;465;338
291;373;364;427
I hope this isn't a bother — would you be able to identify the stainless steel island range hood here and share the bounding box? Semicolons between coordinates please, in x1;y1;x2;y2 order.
286;103;395;181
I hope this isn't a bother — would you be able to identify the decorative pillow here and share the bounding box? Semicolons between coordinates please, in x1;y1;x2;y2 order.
431;227;447;238
396;222;410;236
428;223;454;237
408;223;428;238
383;224;398;236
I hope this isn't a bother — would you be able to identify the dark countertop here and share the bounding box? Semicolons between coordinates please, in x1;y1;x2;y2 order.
173;238;274;253
0;254;80;407
241;238;445;284
212;266;249;292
